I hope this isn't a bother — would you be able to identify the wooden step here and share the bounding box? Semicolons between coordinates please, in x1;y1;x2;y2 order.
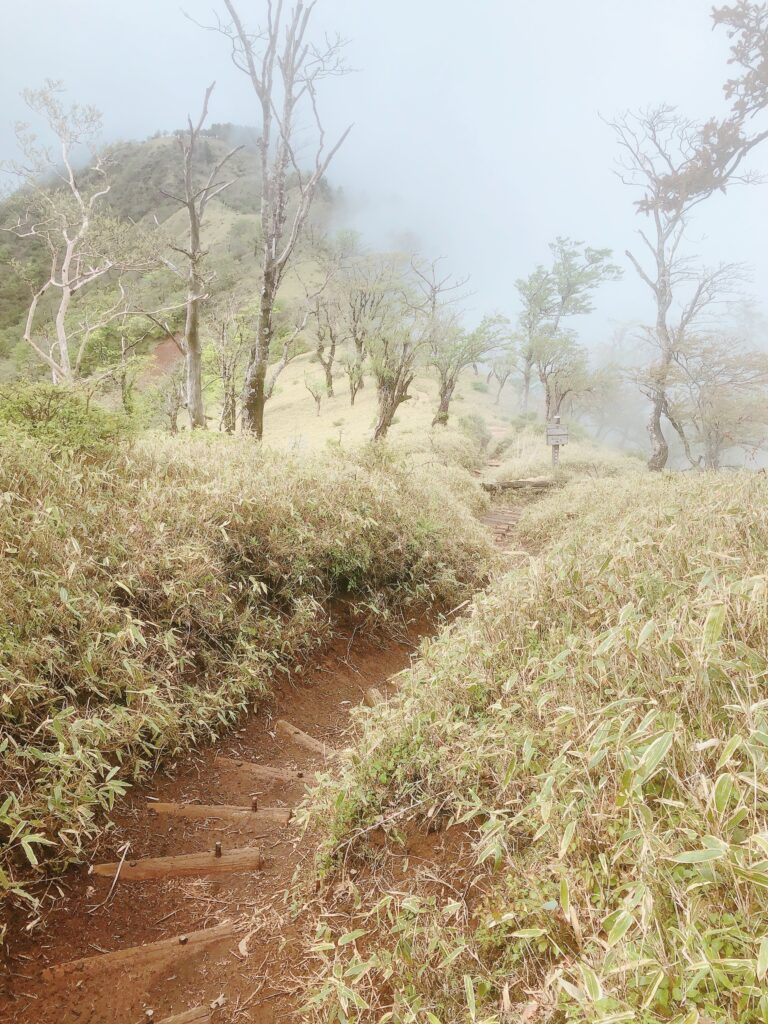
92;845;263;881
42;920;239;979
275;718;336;757
214;755;314;785
147;801;291;826
158;1008;211;1024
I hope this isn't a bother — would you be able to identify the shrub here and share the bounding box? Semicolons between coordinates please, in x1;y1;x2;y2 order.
458;412;491;451
0;381;129;460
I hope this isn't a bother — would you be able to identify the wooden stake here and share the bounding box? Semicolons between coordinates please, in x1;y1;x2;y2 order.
146;802;291;826
275;718;336;757
42;921;239;979
157;1008;211;1024
91;846;263;881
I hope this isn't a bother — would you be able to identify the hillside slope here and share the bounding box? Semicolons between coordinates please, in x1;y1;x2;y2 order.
303;471;768;1024
0;124;337;367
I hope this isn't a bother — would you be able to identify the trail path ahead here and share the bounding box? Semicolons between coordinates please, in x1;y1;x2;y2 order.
2;503;519;1024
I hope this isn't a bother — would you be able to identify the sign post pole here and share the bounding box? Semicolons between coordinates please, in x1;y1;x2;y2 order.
546;414;568;473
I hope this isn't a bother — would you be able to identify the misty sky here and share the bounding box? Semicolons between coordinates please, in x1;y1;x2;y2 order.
2;0;767;342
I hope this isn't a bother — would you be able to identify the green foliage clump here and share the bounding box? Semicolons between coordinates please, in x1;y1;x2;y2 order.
0;431;494;934
457;412;491;451
304;473;768;1024
0;381;130;460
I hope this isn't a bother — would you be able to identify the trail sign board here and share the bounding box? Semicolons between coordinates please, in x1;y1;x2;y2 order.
546;423;569;446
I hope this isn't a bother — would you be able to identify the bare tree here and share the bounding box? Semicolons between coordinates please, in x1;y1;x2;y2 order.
309;273;344;397
673;334;768;468
3;83;181;386
490;352;518;405
213;1;351;437
207;295;251;432
611;107;742;470
532;330;592;420
161;83;241;428
160;362;187;434
304;375;324;415
339;253;400;404
406;255;493;427
4;84;129;381
639;4;768;216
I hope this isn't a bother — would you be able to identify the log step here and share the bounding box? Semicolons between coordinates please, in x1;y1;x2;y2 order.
42;920;239;979
214;755;314;785
92;845;263;881
147;801;291;826
275;718;336;757
158;1008;211;1024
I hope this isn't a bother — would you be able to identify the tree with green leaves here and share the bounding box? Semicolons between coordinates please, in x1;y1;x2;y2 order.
429;316;506;426
515;238;620;417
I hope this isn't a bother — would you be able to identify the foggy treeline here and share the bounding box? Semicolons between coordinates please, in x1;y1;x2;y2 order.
2;1;768;470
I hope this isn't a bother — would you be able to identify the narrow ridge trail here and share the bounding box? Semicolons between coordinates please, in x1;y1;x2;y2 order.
1;505;520;1024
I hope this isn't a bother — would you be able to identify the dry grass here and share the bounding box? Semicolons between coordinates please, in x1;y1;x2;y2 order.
0;428;495;933
303;472;768;1024
487;424;644;482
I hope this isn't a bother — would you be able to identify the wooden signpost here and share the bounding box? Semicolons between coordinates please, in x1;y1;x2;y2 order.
546;415;568;468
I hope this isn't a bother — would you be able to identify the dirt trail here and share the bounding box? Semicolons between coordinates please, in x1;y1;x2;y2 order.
1;626;423;1024
1;504;520;1024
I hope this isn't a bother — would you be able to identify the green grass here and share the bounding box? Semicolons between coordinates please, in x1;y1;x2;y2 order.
0;427;495;934
302;473;768;1024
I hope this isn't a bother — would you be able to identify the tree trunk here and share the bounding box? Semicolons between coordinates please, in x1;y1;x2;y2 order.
373;384;399;440
221;383;237;433
347;363;363;406
185;297;205;429
241;274;274;438
646;392;668;471
317;336;336;397
432;378;454;427
354;337;365;392
520;358;532;414
184;199;205;428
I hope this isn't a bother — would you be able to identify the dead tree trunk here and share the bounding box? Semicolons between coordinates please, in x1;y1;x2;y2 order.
220;1;351;438
163;83;240;429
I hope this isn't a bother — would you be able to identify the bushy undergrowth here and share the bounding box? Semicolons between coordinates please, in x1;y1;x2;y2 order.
489;425;642;481
304;473;768;1024
0;430;494;930
0;381;130;460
